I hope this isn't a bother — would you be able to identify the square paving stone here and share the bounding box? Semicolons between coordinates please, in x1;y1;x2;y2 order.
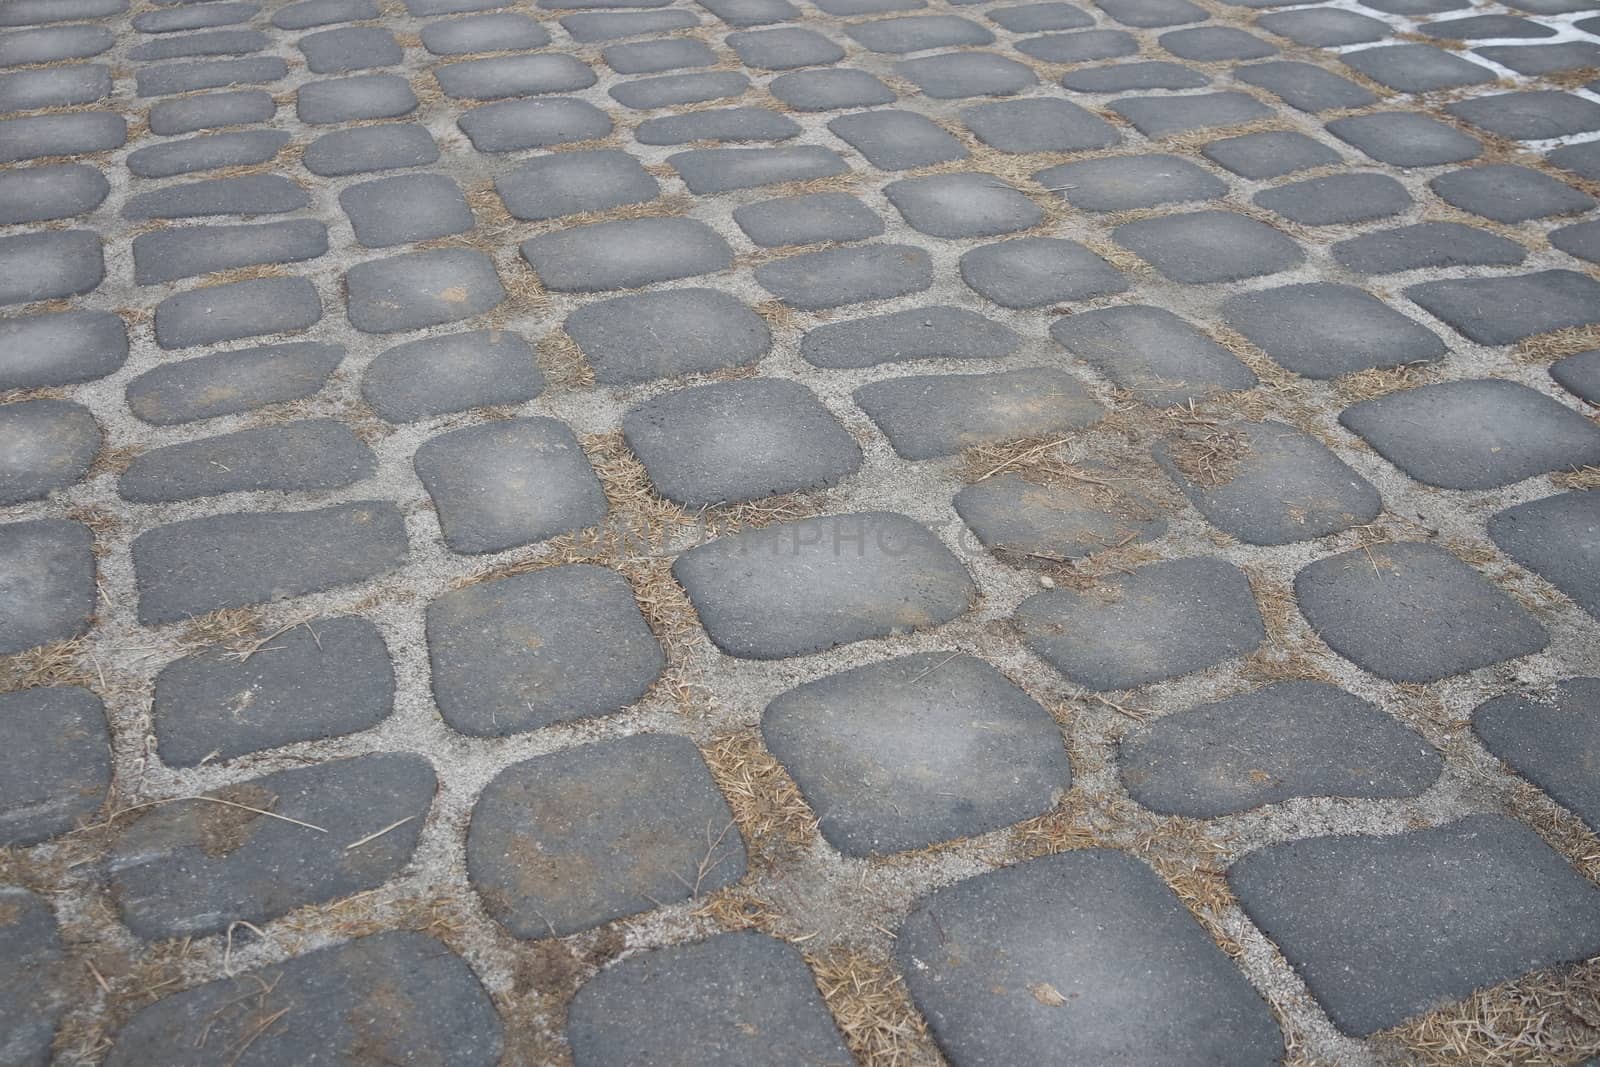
123;174;308;220
272;0;378;27
636;105;799;144
1406;269;1600;345
955;471;1167;560
1552;219;1600;265
623;379;860;506
0;62;109;109
899;850;1283;1066
1341;42;1495;91
521;217;732;292
961;97;1119;153
136;57;287;98
1235;60;1376;112
1059;59;1209;92
153;616;392;766
126;129;290;178
0;111;124;163
132;220;329;284
1326;112;1480;167
568;932;850;1067
959;236;1127;308
363;328;543;420
1294;542;1547;682
303;122;439;176
468;735;744;937
298;25;401;72
1552;349;1600;405
154;276;322;350
496;149;658;219
1229;816;1600;1036
118;420;376;503
610;70;749;108
602;36;715;73
884;171;1042;237
756;243;932;309
339;173;473;247
1341;379;1600;489
345;248;504;332
0;686;109;845
1121;681;1440;818
427;565;663;734
673;511;975;658
764;652;1069;855
561;9;698;37
104;932;501;1067
459;96;613;151
436;54;597;99
1109;91;1272;137
0;230;101;307
1447;90;1600;141
895;51;1037;97
1489;490;1600;619
126;341;341;426
855;367;1105;459
0;309;126;391
1015;557;1265;690
1035;153;1224;213
669;144;848;192
801;305;1020;368
989;1;1095;30
767;67;895;109
1051;304;1256;406
296;73;417;123
564;288;768;384
733;192;884;246
1256;6;1390;45
1253;172;1412;226
1095;0;1206;24
1113;210;1303;284
1221;282;1445;379
826;109;967;170
847;13;994;51
1160;25;1277;59
1475;677;1600;833
131;502;408;625
0;399;100;505
726;26;844;68
147;88;273;136
1333;221;1526;274
108;754;434;939
0;887;67;1065
421;12;548;53
1202;129;1342;179
1016;28;1138;61
1155;420;1381;544
415;417;608;554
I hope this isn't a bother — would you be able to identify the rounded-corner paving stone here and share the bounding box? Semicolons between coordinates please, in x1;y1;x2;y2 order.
0;686;110;846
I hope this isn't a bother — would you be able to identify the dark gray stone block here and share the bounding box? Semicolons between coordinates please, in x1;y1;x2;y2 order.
1406;269;1600;345
959;236;1127;308
137;57;287;97
0;687;108;845
768;67;895;110
1036;153;1225;212
0;399;99;505
560;8;698;38
1222;282;1445;379
1095;0;1207;25
496;149;658;220
0;887;66;1066
954;471;1163;558
1059;59;1209;91
1016;27;1137;61
1341;379;1600;489
428;565;662;734
989;1;1094;30
340;173;474;246
0;520;93;654
899;850;1283;1066
415;417;607;554
468;735;743;937
0;62;108;109
698;0;800;25
826;108;966;170
1475;678;1600;833
126;129;288;178
0;230;101;306
132;220;328;285
1341;42;1495;91
129;28;266;59
1253;172;1411;226
1109;91;1272;136
119;420;375;503
802;305;1019;368
1447;90;1600;140
895;51;1037;97
610;70;748;108
436;53;597;99
296;72;417;123
153;617;391;766
961;97;1118;153
669;144;847;193
674;511;974;658
847;13;993;51
108;755;434;939
1333;220;1526;274
302;122;438;176
565;288;768;384
1052;304;1255;406
1552;349;1600;404
0;111;123;163
624;379;860;506
0;23;113;66
0;0;123;23
1256;7;1390;45
132;502;408;625
0;309;125;391
1229;816;1600;1035
734;192;883;246
1161;25;1276;59
1294;542;1547;682
756;243;932;309
1476;40;1600;75
1235;60;1376;112
636;105;798;143
603;36;714;72
885;172;1042;237
1552;219;1600;265
856;367;1102;460
815;0;925;11
363;329;542;421
421;12;547;53
1419;12;1553;36
1489;490;1600;619
133;2;258;30
298;25;402;73
123;174;308;220
154;277;321;349
521;217;731;292
345;248;504;332
726;25;843;68
128;341;343;426
1202;129;1341;179
458;96;612;151
1016;557;1265;690
272;0;377;27
1113;210;1303;284
1326;111;1480;167
147;88;274;136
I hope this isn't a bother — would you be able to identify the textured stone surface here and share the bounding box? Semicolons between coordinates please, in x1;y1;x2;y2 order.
756;243;932;308
129;341;343;425
340;173;473;246
522;217;731;292
0;309;126;391
962;97;1118;153
956;471;1165;559
1114;210;1304;284
1406;270;1600;345
0;887;67;1066
1050;304;1256;406
0;520;94;654
0;686;109;846
1552;349;1600;405
1333;221;1526;275
1342;41;1495;92
124;174;307;220
0;230;102;306
1222;282;1444;378
0;163;107;225
1475;678;1600;833
768;67;894;110
147;89;273;136
459;96;612;151
0;399;100;505
0;112;124;163
436;53;596;100
1429;164;1595;223
1448;90;1600;141
636;105;797;143
345;248;504;331
856;367;1104;459
1203;129;1341;179
1253;172;1412;226
1017;27;1137;60
1037;153;1225;213
801;305;1019;368
1489;490;1600;620
1110;91;1270;136
886;172;1041;237
127;129;290;178
154;276;322;349
827;108;966;170
1327;112;1480;167
565;288;768;383
422;12;547;53
296;72;416;123
610;70;748;108
959;236;1127;308
734;192;883;246
132;219;329;284
727;26;844;67
119;420;375;503
895;50;1036;97
670;144;847;193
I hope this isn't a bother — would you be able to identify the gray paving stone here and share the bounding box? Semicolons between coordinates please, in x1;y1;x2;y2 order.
521;216;731;291
345;248;504;332
126;128;288;178
153;617;392;766
847;13;993;51
272;0;377;27
955;471;1163;558
1161;25;1275;58
0;62;108;110
459;96;612;151
119;420;375;503
437;53;596;99
1447;90;1600;141
109;754;433;939
0;520;94;654
734;191;883;246
296;72;417;123
675;511;974;658
885;172;1041;237
137;57;288;97
1489;490;1600;619
132;502;408;625
755;242;932;308
827;108;966;170
1222;282;1444;379
128;341;343;425
1418;12;1553;36
895;50;1036;97
132;220;328;285
147;88;273;136
1236;60;1375;111
1095;0;1206;24
802;305;1020;368
1156;420;1381;543
468;734;742;937
1036;153;1224;213
428;565;661;734
1405;269;1600;345
961;97;1118;153
1256;6;1390;45
133;2;257;31
603;36;714;73
959;236;1127;308
699;0;800;25
1051;304;1256;406
1552;219;1600;265
815;0;925;12
562;8;698;38
1110;91;1272;137
1114;210;1302;284
610;69;748;108
415;417;606;554
1015;27;1137;60
0;230;101;306
767;67;895;109
0;23;113;66
1475;40;1600;75
1341;42;1495;92
0;309;125;391
1342;379;1600;489
1058;58;1208;91
899;850;1283;1066
0;162;106;225
1475;678;1600;833
1326;111;1480;167
1202;129;1340;179
0;687;109;846
1229;816;1600;1035
855;367;1102;459
726;25;843;68
128;28;265;59
670;144;847;192
1253;172;1412;226
421;12;547;53
303;122;437;177
624;379;860;506
569;931;849;1067
105;932;499;1067
1017;557;1265;690
565;288;768;384
765;652;1067;854
637;105;798;143
363;328;542;420
339;172;473;247
0;110;122;162
494;149;658;221
1333;221;1526;275
298;25;401;73
0;0;123;23
409;0;501;12
0;399;99;505
0;887;67;1066
124;173;308;220
155;276;320;349
1362;0;1468;11
1551;349;1600;404
1122;681;1440;817
989;1;1094;29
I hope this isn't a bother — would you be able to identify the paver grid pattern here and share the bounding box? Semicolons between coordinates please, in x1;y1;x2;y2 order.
3;0;1600;1058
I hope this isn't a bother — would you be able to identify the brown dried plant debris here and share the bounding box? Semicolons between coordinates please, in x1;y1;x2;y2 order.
0;638;98;693
1162;426;1251;488
1553;465;1600;491
536;330;594;388
1519;324;1600;364
702;731;819;862
177;606;263;653
1332;360;1443;403
806;946;938;1067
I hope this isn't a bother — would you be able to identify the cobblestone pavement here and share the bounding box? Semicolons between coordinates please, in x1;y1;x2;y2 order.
4;0;1600;1060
